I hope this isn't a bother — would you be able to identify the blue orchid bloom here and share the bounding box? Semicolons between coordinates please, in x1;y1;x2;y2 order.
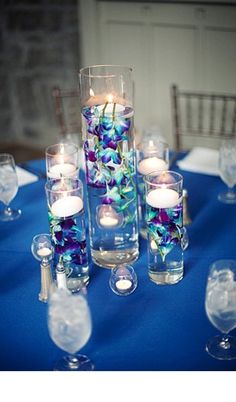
99;148;121;164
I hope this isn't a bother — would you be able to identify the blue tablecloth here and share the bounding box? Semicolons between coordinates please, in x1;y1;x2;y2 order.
0;158;236;371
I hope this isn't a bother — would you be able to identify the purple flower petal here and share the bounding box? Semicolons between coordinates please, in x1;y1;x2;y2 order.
102;197;114;204
88;150;97;162
61;219;75;230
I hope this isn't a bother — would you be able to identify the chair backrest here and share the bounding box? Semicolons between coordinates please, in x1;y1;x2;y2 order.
52;86;81;144
171;84;236;151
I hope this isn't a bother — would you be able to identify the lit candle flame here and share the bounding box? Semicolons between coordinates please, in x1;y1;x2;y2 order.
107;94;114;103
89;88;95;97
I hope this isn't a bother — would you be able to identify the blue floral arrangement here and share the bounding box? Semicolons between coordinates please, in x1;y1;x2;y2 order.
49;212;88;267
146;203;183;261
82;103;137;225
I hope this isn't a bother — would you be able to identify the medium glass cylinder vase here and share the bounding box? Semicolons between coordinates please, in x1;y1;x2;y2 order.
45;178;89;292
144;170;184;285
79;65;139;268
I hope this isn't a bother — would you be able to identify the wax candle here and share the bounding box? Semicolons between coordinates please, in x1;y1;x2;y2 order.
37;247;52;258
138;157;168;176
115;278;132;291
86;93;126;115
48;163;77;179
97;102;125;115
51;195;83;218
98;205;122;228
146;188;180;209
100;216;119;227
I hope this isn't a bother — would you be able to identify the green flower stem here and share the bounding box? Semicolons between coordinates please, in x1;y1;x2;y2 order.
112;103;116;120
102;102;108;117
117;142;136;191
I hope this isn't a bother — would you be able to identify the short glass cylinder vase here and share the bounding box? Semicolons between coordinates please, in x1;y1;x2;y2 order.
136;139;169;239
45;178;89;292
79;65;139;268
45;143;79;179
144;171;184;285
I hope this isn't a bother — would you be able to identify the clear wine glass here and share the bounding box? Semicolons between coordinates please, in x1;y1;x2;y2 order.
48;286;94;370
218;138;236;204
0;153;21;221
205;259;236;360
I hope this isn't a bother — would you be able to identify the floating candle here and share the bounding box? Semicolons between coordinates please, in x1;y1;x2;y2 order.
146;188;180;209
85;93;126;115
138;157;168;176
97;102;125;115
51;195;83;218
115;279;132;291
48;163;77;179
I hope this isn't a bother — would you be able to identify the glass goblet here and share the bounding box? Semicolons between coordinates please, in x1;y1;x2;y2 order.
31;234;54;302
48;286;94;370
218;138;236;204
205;259;236;360
0;153;21;221
31;233;54;263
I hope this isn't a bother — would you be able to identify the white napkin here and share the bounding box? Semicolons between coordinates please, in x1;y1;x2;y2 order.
16;166;39;187
177;147;219;176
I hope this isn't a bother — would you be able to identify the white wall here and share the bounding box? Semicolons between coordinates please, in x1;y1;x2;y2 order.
79;0;236;147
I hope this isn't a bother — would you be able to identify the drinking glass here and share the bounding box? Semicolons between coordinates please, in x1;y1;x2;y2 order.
48;286;94;370
218;138;236;204
0;153;21;221
205;259;236;360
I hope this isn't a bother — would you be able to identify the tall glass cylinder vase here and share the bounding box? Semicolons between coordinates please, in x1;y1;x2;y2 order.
79;65;139;268
144;171;184;285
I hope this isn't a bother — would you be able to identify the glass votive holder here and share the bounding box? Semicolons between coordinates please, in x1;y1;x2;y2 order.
109;264;138;296
45;143;79;179
136;139;169;239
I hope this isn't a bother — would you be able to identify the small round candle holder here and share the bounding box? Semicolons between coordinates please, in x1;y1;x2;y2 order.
45;143;79;179
109;264;138;296
96;205;124;229
31;233;54;302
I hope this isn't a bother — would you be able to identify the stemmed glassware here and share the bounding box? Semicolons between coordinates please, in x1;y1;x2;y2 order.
31;234;54;303
0;153;21;221
48;286;94;370
205;259;236;360
218;138;236;204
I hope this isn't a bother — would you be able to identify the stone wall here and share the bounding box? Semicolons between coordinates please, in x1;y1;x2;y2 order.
0;0;81;148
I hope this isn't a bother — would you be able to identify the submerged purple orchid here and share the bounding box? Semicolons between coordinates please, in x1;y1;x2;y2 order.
82;103;137;225
147;203;183;261
48;212;88;268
